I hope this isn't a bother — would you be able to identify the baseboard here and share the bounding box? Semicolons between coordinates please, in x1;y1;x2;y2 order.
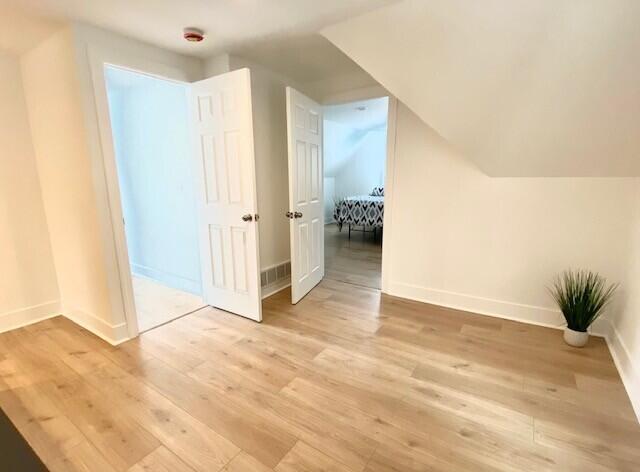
131;264;201;295
0;300;61;333
387;281;638;422
262;278;291;299
601;319;640;422
63;306;129;346
261;261;291;289
386;282;616;337
388;282;567;328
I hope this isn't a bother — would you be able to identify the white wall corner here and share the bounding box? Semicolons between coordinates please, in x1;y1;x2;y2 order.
601;318;640;422
0;301;61;333
63;306;129;346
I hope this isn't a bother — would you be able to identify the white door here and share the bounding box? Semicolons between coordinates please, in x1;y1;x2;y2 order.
190;69;262;321
286;87;324;304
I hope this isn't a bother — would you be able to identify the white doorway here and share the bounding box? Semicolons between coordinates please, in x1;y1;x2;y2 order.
105;66;206;332
322;97;389;290
99;64;262;335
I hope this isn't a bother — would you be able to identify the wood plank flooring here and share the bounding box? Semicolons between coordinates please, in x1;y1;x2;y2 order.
325;223;382;289
1;279;638;471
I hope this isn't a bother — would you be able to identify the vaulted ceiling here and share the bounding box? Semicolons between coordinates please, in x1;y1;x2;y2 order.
323;0;640;177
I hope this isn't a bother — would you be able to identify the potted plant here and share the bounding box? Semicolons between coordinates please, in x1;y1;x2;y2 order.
549;270;618;347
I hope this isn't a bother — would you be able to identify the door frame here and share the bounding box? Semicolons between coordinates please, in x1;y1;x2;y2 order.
88;47;196;340
319;93;397;294
381;96;398;293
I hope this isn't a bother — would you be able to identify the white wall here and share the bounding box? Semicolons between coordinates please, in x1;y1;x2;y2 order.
614;187;640;417
201;54;298;271
204;53;231;77
0;52;59;331
19;24;203;344
384;104;640;419
323;0;640;177
105;67;201;295
20;27;120;341
226;56;307;271
333;127;386;198
386;104;637;328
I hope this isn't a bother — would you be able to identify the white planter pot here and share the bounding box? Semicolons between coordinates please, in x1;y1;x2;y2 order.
563;327;589;347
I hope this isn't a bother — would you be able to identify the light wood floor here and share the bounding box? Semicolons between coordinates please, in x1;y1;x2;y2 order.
325;223;382;289
0;279;639;471
132;276;205;332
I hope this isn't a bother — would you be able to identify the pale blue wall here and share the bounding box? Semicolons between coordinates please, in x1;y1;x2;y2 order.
323;104;388;219
332;126;387;199
106;67;201;295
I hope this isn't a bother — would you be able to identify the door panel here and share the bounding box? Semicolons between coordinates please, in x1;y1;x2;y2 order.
190;69;262;321
286;87;324;304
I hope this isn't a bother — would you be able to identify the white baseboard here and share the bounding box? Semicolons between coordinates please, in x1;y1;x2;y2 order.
0;300;61;333
387;281;638;422
387;282;615;336
387;282;566;328
262;278;291;299
131;263;201;295
601;319;640;422
63;306;129;345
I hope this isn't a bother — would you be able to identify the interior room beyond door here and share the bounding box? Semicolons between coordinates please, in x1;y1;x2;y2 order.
105;66;205;332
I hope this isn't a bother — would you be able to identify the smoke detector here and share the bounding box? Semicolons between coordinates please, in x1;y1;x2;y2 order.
183;27;205;42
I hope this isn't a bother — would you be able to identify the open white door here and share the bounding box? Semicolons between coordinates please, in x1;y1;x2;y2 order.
286;87;324;304
190;69;262;321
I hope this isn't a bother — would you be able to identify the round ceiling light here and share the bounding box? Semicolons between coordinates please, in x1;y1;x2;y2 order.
183;27;205;42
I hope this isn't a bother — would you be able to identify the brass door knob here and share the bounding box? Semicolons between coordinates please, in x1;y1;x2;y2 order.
294;212;303;218
242;214;253;222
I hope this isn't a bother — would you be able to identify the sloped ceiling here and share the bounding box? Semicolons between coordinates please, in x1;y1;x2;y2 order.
324;97;389;177
324;97;389;130
323;0;640;177
230;35;374;84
